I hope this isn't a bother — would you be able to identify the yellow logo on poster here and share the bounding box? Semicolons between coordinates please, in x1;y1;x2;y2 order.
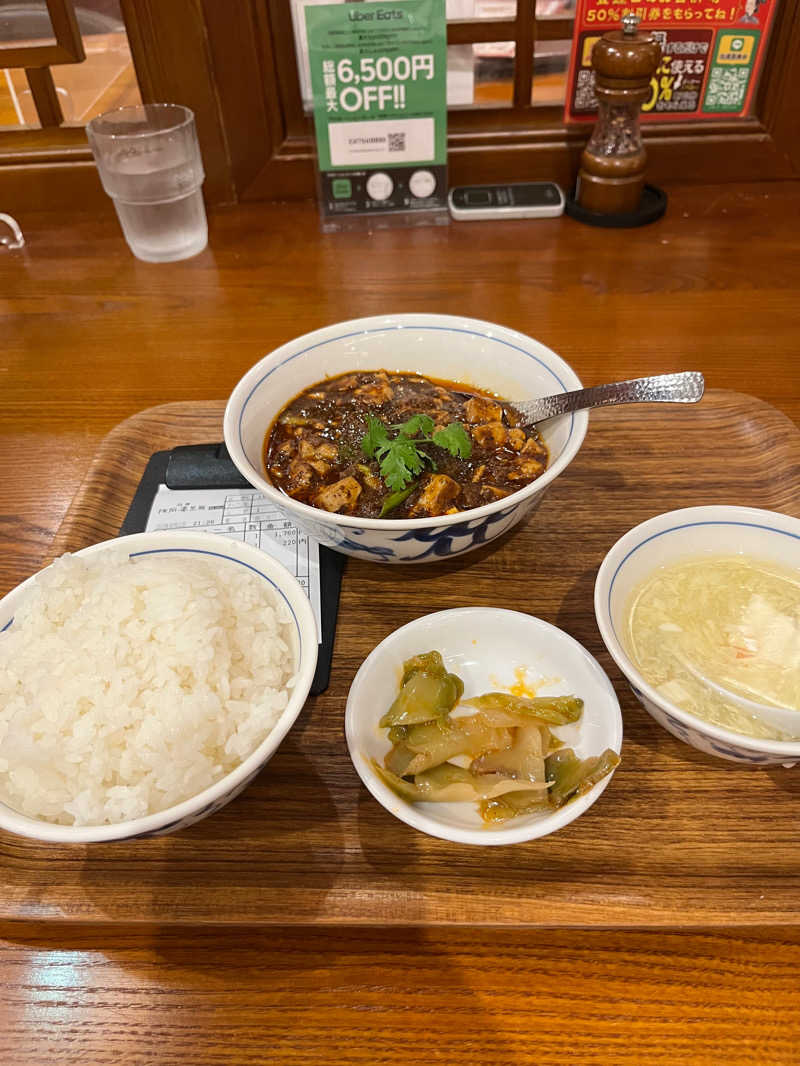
582;36;601;65
716;34;755;63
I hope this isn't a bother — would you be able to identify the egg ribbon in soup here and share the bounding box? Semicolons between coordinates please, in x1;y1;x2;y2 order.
625;555;800;740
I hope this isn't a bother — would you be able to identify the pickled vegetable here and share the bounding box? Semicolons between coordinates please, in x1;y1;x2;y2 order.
402;650;446;683
546;747;621;809
379;669;462;727
374;649;619;826
384;743;418;777
470;723;547;783
375;762;549;804
462;692;583;726
480;789;551;824
403;717;512;773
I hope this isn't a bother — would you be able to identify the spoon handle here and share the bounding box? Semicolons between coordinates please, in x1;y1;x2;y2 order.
516;371;705;425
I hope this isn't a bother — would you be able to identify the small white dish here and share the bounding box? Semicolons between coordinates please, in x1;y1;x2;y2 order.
0;531;318;843
594;505;800;765
345;608;622;845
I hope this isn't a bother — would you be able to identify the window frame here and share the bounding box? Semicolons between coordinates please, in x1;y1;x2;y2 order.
0;0;797;210
244;0;800;198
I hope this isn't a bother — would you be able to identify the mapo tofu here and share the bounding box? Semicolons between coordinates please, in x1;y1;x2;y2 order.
264;371;549;520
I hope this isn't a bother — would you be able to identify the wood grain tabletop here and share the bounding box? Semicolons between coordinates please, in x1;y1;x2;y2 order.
1;181;799;1063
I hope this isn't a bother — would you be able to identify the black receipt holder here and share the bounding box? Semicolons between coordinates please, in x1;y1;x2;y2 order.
119;442;345;695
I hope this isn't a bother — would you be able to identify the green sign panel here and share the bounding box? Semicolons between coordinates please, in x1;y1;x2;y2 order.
702;30;760;114
305;0;448;225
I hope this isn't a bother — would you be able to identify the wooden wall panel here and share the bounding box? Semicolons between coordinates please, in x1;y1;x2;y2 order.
0;0;797;209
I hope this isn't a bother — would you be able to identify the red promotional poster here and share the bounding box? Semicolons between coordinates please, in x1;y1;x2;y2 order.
564;0;778;123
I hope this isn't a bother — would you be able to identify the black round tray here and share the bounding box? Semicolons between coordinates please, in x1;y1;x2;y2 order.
565;184;667;229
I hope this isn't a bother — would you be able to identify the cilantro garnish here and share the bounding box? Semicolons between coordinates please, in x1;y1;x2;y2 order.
395;413;435;438
431;422;472;459
360;416;389;458
361;414;472;491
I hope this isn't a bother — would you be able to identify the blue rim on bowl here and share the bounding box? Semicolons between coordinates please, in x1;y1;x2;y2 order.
223;313;589;533
594;505;800;761
0;531;318;843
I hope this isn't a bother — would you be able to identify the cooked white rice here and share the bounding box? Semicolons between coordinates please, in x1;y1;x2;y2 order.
0;549;297;827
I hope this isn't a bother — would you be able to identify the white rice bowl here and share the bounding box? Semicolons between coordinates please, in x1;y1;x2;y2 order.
0;543;304;829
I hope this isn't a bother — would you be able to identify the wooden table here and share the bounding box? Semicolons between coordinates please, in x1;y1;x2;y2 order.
2;182;800;1064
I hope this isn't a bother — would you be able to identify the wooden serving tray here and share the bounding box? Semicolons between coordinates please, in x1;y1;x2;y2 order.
2;391;799;927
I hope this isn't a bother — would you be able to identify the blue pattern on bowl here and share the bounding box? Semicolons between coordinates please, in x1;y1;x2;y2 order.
0;537;312;841
126;769;262;839
637;674;794;765
232;322;575;563
287;495;543;563
608;517;800;766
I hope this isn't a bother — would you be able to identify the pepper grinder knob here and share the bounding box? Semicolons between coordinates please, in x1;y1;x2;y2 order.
621;11;639;36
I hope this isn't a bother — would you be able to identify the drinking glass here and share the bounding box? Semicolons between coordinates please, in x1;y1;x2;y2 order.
86;104;208;263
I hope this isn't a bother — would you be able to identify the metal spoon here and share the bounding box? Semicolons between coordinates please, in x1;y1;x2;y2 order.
515;371;705;425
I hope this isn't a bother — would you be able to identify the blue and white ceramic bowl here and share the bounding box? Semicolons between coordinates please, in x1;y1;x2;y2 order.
594;506;800;767
223;314;588;563
0;531;318;843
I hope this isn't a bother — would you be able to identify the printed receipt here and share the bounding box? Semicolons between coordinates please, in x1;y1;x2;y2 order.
145;486;322;641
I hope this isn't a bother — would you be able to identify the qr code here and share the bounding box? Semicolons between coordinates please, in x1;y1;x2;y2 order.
704;67;749;111
387;132;406;153
574;69;598;112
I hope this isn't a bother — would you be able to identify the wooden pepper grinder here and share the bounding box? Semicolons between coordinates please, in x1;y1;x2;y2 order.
569;13;666;226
